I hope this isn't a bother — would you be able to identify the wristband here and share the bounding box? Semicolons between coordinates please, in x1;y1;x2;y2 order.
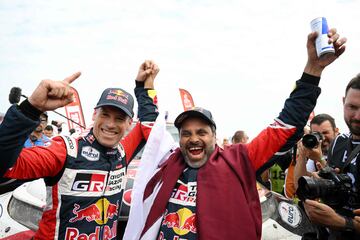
344;216;355;232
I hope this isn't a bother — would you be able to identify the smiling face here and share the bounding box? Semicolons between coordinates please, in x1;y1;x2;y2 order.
179;117;216;168
92;106;132;148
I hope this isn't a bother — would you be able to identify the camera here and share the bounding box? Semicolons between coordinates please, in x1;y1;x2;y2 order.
297;166;359;211
302;132;323;148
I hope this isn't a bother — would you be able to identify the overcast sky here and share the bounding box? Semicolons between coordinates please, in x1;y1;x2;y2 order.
1;0;360;140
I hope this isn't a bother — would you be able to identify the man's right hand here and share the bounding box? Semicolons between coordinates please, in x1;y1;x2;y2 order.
136;60;160;89
28;72;81;112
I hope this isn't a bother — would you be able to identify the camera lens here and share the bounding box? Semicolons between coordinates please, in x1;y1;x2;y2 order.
302;135;317;148
296;176;336;201
302;132;322;148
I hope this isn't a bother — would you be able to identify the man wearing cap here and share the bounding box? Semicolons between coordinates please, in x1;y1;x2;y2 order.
0;60;159;239
128;29;346;239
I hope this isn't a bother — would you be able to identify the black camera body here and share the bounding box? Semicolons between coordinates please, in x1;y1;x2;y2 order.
297;167;356;210
302;132;323;149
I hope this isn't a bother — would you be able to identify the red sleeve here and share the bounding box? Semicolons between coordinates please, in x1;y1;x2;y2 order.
247;120;296;171
4;137;67;179
121;122;154;164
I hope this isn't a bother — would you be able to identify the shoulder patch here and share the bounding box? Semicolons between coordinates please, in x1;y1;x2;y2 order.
117;143;126;159
60;135;78;158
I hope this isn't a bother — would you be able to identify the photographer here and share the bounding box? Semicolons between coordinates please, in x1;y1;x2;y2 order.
301;74;360;239
294;114;339;191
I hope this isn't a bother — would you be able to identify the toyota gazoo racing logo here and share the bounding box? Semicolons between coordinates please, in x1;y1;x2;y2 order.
66;198;119;240
81;146;100;161
71;173;105;192
161;208;196;235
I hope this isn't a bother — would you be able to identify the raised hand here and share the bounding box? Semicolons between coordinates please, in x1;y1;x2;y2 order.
304;28;347;76
28;72;81;112
135;60;160;88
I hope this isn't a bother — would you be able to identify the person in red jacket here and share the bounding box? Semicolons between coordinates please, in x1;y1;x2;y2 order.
126;29;347;240
0;60;159;240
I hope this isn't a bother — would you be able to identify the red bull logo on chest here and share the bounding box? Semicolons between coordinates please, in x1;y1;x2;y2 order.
65;220;117;240
162;208;197;235
69;198;119;225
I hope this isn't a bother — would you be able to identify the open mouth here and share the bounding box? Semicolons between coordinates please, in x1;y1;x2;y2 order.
188;146;204;156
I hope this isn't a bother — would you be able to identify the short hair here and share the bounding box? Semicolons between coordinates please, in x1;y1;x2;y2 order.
41;112;48;119
310;113;336;130
345;73;360;96
44;125;53;131
69;128;76;135
232;130;245;144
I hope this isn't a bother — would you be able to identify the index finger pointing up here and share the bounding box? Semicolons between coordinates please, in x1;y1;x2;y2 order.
63;72;82;84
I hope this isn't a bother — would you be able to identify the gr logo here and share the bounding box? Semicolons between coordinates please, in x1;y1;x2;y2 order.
71;173;106;192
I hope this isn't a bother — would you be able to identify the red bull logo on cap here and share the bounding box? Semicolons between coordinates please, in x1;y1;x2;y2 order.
69;198;119;225
106;89;129;105
162;208;197;235
108;89;129;98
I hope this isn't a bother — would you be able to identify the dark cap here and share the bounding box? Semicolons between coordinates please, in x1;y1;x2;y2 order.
95;88;134;118
174;107;216;129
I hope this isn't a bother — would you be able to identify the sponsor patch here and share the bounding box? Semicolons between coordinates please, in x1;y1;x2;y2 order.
162;208;197;235
64;136;75;150
65;220;117;240
81;146;100;161
71;173;106;192
169;182;197;206
278;202;301;227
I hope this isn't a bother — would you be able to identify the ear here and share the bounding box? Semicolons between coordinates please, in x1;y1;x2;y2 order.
92;109;97;121
342;96;345;105
125;117;133;131
128;117;133;125
335;127;340;135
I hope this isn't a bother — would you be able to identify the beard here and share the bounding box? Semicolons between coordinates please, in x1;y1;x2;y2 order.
181;144;215;169
321;144;329;157
346;119;360;137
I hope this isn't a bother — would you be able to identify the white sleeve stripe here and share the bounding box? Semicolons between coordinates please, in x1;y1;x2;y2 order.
270;118;296;129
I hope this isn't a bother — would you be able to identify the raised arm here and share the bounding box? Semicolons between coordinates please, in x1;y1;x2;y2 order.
0;72;81;176
247;28;346;171
121;60;160;163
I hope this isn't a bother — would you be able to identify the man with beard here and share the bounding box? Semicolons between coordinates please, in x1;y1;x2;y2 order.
124;28;347;240
303;74;360;239
293;114;339;192
310;114;339;159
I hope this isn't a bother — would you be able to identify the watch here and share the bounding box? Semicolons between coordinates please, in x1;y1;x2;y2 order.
344;216;355;232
